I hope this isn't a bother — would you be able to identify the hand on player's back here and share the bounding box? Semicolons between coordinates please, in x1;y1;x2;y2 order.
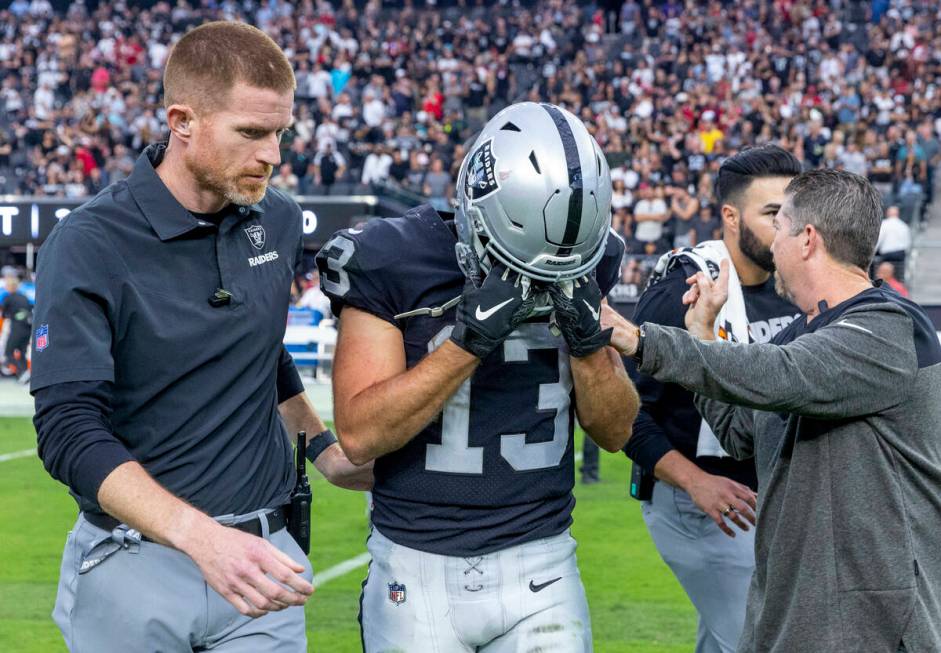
548;275;613;358
450;262;539;359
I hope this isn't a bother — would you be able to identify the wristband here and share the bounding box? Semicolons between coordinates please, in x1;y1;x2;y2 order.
305;429;338;463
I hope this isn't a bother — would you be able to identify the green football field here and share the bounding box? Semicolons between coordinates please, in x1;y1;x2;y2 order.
0;417;697;652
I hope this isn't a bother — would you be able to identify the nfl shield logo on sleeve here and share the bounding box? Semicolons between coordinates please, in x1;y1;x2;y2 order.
35;324;49;351
387;581;406;606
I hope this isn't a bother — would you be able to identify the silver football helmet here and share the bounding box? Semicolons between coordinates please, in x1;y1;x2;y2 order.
455;102;612;285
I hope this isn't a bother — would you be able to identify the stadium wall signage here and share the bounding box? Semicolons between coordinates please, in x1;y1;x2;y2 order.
0;196;379;248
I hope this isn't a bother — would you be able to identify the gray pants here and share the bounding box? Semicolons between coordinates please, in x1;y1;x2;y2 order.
642;482;755;653
53;511;313;652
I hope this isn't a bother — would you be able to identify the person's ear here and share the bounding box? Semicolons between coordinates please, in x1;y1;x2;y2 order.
166;104;195;141
802;224;816;260
720;203;739;234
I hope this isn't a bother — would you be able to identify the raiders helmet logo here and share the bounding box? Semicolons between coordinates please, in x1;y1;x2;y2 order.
465;139;500;201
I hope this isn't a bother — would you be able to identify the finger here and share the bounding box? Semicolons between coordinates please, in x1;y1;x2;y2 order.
233;579;280;613
260;565;314;605
224;591;262;618
725;508;750;532
227;588;267;618
685;273;698;286
696;271;712;290
711;512;736;538
264;548;314;595
734;499;757;526
267;542;308;575
682;286;699;306
248;567;309;607
741;490;758;511
729;482;758;510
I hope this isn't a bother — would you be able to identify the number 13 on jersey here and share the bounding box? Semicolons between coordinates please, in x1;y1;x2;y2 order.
426;323;573;474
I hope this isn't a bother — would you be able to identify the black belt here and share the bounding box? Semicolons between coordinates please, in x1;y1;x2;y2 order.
84;507;287;541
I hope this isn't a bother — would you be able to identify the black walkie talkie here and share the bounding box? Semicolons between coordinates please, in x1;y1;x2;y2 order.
630;460;655;501
288;432;312;554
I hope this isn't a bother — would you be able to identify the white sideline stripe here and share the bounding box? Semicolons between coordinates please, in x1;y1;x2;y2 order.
0;448;35;462
313;551;371;587
311;452;588;587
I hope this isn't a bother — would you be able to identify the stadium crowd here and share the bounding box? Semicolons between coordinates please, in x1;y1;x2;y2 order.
0;0;940;292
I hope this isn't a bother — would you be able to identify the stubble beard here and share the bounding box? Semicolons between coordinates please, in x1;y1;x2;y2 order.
187;152;269;207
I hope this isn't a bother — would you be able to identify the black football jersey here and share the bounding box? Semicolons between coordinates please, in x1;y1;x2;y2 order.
316;204;623;556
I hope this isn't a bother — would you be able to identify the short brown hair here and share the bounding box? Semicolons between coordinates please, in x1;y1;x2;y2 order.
784;169;883;270
163;21;295;112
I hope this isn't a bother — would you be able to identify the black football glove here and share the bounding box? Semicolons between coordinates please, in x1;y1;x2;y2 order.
547;275;612;358
450;263;538;359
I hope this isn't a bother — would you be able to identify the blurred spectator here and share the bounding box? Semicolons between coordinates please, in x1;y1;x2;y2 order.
875;261;909;298
876;204;912;279
295;270;331;320
422;157;453;211
633;183;668;247
839;140;868;177
361;145;392;186
271;163;299;195
691;204;721;246
667;185;698;249
1;274;31;381
313;141;346;194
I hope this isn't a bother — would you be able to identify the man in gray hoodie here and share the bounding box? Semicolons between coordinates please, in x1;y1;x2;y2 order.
604;169;941;653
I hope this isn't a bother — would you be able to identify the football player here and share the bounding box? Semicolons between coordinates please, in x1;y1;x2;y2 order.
317;102;639;652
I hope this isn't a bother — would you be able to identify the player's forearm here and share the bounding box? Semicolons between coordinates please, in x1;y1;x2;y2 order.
312;443;374;491
571;347;638;452
96;460;220;554
335;340;479;464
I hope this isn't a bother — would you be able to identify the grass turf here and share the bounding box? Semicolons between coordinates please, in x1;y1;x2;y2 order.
0;418;696;652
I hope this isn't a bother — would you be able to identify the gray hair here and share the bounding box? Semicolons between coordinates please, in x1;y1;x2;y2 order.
783;169;883;269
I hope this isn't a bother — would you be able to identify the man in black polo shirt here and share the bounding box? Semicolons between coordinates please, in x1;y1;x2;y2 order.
30;22;371;653
623;145;802;653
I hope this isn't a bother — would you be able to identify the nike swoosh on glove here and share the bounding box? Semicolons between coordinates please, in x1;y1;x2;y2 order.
450;263;539;359
547;275;612;358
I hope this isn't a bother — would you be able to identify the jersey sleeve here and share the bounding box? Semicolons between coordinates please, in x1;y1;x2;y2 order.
315;219;405;325
596;229;626;296
30;222;117;392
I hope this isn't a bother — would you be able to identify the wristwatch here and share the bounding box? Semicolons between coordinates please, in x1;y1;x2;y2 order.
631;323;647;364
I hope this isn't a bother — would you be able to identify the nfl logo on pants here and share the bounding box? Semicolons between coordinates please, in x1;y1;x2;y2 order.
387;582;406;606
35;324;49;351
